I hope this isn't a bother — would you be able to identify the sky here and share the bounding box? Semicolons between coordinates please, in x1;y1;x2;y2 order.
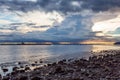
0;0;120;41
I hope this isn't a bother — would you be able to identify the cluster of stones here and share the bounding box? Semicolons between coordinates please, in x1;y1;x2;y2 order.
1;50;120;80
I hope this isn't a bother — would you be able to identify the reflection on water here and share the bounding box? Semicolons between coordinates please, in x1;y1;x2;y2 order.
0;45;120;64
92;45;120;52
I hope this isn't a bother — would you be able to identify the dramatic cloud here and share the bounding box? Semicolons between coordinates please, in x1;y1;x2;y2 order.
0;23;51;33
20;11;64;26
45;15;93;39
107;27;120;36
92;15;120;33
0;20;11;25
81;0;120;12
1;0;120;13
0;0;120;41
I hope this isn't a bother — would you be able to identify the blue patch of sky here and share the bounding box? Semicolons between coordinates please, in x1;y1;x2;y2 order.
110;27;120;34
0;13;20;23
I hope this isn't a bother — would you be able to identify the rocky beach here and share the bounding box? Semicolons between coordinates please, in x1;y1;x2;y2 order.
1;50;120;80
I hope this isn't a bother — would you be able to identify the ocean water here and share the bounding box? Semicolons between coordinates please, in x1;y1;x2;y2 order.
0;45;120;76
0;45;120;64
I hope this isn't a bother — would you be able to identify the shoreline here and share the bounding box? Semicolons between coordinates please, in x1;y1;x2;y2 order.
1;50;120;80
0;41;115;45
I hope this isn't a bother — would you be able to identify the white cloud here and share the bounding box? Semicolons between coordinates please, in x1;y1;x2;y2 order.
20;11;64;27
16;26;50;33
0;24;51;34
0;29;13;33
0;20;11;24
0;11;20;25
0;10;65;34
92;15;120;33
71;1;81;7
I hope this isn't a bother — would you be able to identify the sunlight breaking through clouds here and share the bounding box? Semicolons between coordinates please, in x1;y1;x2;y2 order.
92;15;120;33
20;11;64;27
0;0;120;41
0;10;65;34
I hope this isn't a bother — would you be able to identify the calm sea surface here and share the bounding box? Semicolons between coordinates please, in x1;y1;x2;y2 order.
0;45;120;64
0;45;120;76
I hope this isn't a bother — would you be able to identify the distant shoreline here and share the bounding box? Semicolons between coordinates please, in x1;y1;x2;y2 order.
0;42;116;45
0;44;116;45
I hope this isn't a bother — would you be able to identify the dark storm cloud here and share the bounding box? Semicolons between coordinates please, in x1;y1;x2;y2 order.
0;0;38;12
81;0;120;12
1;0;120;13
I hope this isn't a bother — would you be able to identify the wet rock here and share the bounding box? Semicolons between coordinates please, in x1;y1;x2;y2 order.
18;62;22;65
13;66;19;71
0;74;2;80
19;76;28;80
2;77;10;80
72;78;82;80
51;62;57;66
19;70;25;73
68;58;73;62
62;59;66;62
80;58;87;62
2;68;8;73
39;60;43;63
31;76;42;80
58;60;64;64
25;66;31;71
34;61;38;64
11;71;17;75
31;64;36;67
47;64;52;66
20;66;24;68
6;73;10;76
54;66;64;74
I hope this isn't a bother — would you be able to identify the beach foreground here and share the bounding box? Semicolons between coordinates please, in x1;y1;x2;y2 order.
1;50;120;80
